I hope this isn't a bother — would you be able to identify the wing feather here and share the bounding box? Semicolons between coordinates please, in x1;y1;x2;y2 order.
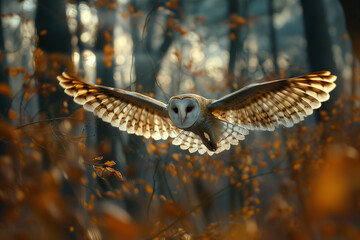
58;71;336;155
172;122;249;155
209;71;336;130
57;72;181;140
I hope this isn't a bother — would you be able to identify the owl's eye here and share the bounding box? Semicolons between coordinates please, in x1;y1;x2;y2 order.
186;106;193;113
172;107;178;113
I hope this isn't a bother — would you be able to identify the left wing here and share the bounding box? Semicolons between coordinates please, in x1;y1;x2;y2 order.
208;71;336;130
57;72;180;140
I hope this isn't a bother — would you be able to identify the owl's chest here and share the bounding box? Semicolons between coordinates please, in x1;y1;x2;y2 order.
185;114;220;151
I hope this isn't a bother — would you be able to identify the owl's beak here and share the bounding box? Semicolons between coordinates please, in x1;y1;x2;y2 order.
180;111;187;125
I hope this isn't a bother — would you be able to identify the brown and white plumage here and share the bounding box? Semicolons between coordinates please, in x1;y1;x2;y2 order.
57;71;336;155
57;72;180;141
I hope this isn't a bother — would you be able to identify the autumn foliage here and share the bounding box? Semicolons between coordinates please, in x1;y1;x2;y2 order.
0;0;360;240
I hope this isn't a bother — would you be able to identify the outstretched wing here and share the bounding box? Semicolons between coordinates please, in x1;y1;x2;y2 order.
57;72;180;140
208;71;336;131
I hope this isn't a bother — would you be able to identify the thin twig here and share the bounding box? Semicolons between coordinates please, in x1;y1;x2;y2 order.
16;116;77;129
147;166;291;239
147;155;162;220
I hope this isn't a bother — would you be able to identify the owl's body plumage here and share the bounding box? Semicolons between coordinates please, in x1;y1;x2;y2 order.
57;71;336;155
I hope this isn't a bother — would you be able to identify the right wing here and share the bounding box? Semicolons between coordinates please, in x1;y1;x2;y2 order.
208;71;337;131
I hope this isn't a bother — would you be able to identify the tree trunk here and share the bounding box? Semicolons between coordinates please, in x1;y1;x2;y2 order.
0;2;12;155
94;4;118;166
228;0;239;88
339;0;360;61
227;0;241;215
339;0;360;99
35;0;74;118
76;0;90;71
301;0;339;113
269;0;279;75
34;2;80;239
35;0;74;168
124;0;175;217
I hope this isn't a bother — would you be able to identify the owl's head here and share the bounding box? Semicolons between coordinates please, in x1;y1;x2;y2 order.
168;94;201;129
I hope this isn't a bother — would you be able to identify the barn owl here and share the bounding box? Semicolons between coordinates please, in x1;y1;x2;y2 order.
57;71;336;155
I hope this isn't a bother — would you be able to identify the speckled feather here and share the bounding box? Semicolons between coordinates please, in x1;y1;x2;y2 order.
57;71;336;155
57;73;180;141
172;122;249;155
209;71;336;131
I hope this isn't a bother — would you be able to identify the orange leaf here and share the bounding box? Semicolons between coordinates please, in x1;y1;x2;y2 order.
174;50;181;61
180;28;187;36
340;33;349;41
104;161;116;167
160;195;167;201
107;2;116;9
60;108;69;115
10;67;18;77
24;72;31;81
158;142;169;149
149;143;157;152
259;161;267;168
241;174;249;180
105;166;116;172
273;140;281;150
128;4;135;13
114;170;124;181
95;167;105;178
8;109;17;120
172;153;180;161
94;165;124;181
293;163;301;171
144;183;153;194
230;14;246;25
88;194;95;211
104;31;112;43
78;142;86;153
0;83;12;97
165;0;179;9
194;16;206;23
0;51;5;63
103;58;112;68
167;17;175;28
39;30;48;36
121;12;130;19
17;66;25;73
228;23;238;29
250;165;258;175
93;156;104;162
103;44;114;55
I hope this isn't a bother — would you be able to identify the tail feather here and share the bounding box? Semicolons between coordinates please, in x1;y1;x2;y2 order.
172;121;249;155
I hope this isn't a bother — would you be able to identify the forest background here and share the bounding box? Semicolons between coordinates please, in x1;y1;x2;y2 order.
0;0;360;239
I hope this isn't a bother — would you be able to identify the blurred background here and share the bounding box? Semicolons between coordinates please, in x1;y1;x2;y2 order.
0;0;359;239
